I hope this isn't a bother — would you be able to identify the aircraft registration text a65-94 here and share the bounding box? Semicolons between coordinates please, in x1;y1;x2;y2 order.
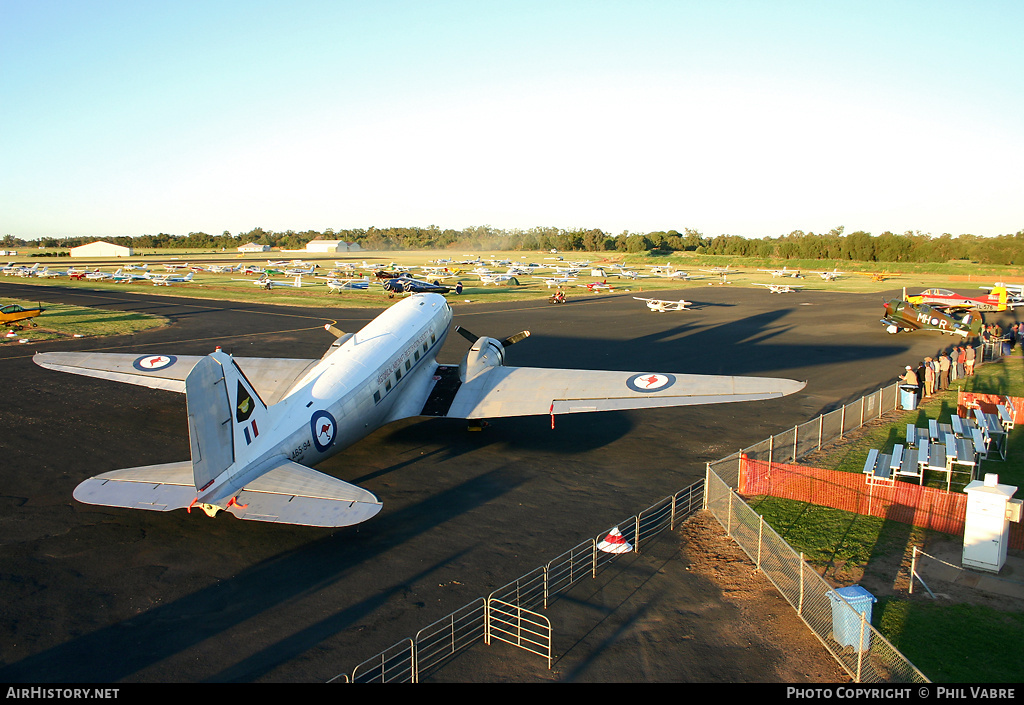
626;373;676;393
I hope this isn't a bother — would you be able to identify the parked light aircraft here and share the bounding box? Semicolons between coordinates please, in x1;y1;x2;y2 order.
811;268;843;281
34;293;804;527
243;274;304;289
759;267;803;279
1;303;45;328
149;272;195;286
535;276;577;288
906;286;1018;313
325;277;370;292
700;267;735;283
633;297;692;312
382;277;463;295
755;283;804;294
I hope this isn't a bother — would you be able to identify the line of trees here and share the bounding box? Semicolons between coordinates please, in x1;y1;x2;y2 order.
5;225;1024;264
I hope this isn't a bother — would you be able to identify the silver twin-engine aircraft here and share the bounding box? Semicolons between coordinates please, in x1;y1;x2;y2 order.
34;293;805;528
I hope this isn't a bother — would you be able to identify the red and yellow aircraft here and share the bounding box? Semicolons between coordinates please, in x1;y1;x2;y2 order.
906;286;1017;313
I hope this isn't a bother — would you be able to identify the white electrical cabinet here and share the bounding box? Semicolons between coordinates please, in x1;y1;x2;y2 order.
962;474;1020;573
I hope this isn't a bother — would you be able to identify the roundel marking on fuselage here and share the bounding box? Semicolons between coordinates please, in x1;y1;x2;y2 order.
310;410;338;452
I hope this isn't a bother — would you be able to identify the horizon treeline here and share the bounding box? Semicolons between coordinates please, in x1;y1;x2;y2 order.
6;225;1024;265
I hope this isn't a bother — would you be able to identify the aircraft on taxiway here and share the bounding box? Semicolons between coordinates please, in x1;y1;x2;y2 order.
34;293;805;528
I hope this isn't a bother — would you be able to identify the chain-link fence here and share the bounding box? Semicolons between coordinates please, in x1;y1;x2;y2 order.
704;468;928;682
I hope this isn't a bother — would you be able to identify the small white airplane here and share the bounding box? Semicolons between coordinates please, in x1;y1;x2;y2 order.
244;274;304;289
284;265;317;276
85;269;114;281
150;272;195;286
111;268;152;283
162;262;190;271
325;277;370;292
535;276;577;288
16;264;41;277
34;267;64;278
34;293;804;527
811;268;843;281
755;282;804;294
634;297;692;312
759;267;803;278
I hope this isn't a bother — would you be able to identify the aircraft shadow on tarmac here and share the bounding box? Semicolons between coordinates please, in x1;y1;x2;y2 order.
0;463;531;683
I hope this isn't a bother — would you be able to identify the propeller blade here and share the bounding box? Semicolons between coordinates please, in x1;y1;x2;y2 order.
501;331;531;347
455;326;477;343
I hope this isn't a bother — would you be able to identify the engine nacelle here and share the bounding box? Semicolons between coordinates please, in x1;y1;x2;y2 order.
460;336;506;383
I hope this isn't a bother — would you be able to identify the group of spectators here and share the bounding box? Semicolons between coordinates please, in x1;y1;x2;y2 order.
900;346;975;399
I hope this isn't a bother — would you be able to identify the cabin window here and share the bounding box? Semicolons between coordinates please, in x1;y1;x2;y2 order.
430;333;436;344
373;391;381;404
395;368;401;381
385;380;392;392
422;342;428;353
414;350;420;361
405;359;411;371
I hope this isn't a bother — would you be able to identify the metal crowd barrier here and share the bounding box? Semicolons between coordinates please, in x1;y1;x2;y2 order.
336;482;704;683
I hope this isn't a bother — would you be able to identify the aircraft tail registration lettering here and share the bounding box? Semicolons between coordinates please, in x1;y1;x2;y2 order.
35;293;806;529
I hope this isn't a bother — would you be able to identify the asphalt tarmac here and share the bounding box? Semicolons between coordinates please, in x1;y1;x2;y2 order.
0;281;1008;683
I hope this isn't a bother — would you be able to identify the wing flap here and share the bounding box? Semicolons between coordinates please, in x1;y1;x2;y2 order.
72;461;196;511
225;459;382;527
445;366;806;419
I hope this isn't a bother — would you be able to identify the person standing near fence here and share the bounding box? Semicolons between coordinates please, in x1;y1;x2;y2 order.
956;346;966;379
939;351;951;390
923;357;935;396
965;345;976;376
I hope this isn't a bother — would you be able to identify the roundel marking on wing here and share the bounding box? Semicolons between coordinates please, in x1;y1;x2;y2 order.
132;354;178;371
626;373;676;393
310;410;338;452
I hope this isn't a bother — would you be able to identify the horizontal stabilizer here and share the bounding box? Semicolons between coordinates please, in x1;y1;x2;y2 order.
73;462;196;512
224;459;382;527
444;367;806;419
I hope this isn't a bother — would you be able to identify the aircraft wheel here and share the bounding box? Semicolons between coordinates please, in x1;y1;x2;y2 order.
198;503;220;518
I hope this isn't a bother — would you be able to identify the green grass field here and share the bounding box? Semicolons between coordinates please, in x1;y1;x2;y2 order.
5;248;1023;308
748;355;1024;683
0;296;168;342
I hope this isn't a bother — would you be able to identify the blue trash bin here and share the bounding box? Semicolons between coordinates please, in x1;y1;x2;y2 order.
899;385;918;411
829;585;877;651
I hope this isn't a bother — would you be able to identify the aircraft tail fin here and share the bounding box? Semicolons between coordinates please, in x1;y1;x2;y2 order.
185;352;269;492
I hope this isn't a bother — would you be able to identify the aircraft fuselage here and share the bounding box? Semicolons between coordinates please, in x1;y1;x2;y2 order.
198;294;453;506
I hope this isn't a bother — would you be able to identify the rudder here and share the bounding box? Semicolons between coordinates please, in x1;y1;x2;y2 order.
185;352;270;492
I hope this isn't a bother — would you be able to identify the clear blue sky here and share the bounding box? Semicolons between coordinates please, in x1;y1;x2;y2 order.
2;1;1021;240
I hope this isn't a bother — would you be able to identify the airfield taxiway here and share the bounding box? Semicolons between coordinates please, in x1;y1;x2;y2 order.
0;282;1010;683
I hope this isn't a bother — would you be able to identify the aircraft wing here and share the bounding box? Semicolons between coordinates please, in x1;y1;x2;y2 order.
33;352;319;405
443;367;805;419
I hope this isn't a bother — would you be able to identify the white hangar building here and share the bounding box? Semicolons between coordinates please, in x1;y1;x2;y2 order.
69;241;133;258
237;242;271;252
305;240;362;253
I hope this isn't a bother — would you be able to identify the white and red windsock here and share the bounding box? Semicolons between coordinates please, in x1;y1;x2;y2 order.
598;527;633;554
